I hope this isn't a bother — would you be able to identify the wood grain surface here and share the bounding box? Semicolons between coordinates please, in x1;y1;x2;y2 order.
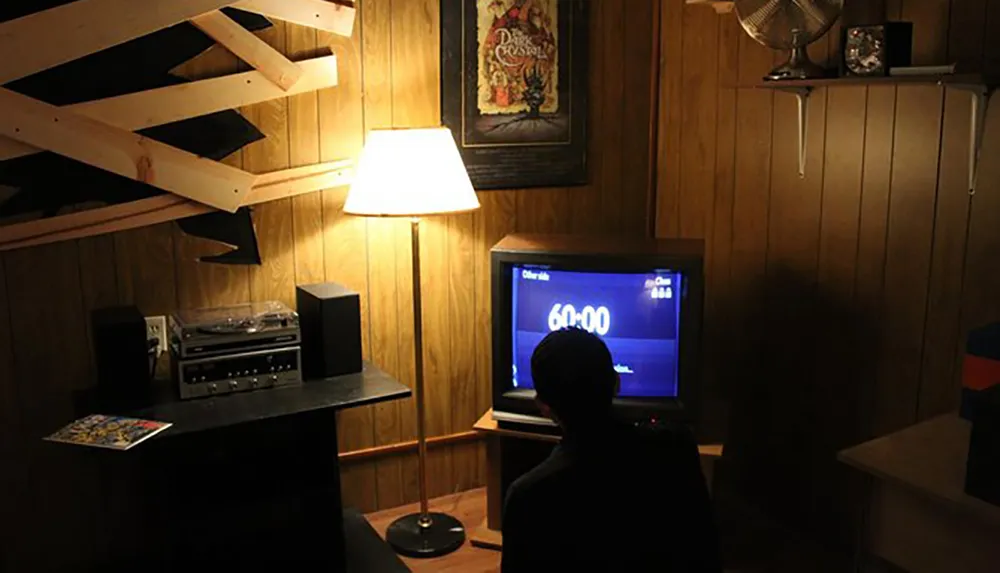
0;2;659;568
654;0;1000;551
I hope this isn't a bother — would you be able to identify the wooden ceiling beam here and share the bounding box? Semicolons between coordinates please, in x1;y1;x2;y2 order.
0;160;353;251
0;0;237;85
0;88;256;213
232;0;356;37
191;11;303;90
0;55;338;163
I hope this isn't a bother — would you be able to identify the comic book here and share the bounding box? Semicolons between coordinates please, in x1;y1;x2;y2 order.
45;414;171;450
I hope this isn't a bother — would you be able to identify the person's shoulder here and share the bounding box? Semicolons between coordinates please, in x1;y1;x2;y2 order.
506;447;573;504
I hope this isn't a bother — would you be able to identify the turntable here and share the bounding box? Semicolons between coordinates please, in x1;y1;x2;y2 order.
170;301;302;399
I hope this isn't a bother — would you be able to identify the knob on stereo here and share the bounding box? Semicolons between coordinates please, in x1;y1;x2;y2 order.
229;380;239;390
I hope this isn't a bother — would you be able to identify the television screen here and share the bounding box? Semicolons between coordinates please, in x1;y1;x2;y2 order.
510;266;683;398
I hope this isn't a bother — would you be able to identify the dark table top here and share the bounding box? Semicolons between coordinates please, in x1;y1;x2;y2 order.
129;362;410;439
839;413;1000;526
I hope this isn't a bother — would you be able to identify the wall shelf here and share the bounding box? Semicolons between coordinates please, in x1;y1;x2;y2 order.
685;0;734;15
749;74;997;188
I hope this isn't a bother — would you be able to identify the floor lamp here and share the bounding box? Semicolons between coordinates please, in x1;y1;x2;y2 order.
344;127;481;558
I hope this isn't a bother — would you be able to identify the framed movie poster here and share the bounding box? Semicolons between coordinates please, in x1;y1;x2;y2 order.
441;0;589;190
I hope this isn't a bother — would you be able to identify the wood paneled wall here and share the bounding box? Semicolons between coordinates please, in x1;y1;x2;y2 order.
0;1;657;570
656;0;1000;549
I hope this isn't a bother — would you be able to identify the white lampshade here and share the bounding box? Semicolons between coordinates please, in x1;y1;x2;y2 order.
344;127;480;217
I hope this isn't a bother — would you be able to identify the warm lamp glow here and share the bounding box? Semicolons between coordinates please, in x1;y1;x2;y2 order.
344;128;480;217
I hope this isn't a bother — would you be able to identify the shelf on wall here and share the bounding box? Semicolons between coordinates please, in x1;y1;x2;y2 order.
748;73;998;90
685;0;734;15
742;73;997;187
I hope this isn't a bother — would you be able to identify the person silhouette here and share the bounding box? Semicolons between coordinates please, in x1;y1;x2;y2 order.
501;328;721;572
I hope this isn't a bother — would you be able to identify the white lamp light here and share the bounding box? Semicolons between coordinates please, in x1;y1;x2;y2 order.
345;128;480;217
344;127;479;558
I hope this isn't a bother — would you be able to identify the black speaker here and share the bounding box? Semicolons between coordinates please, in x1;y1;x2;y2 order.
91;305;151;410
296;283;363;380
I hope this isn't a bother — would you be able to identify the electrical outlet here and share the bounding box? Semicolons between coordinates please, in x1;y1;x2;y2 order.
145;315;168;356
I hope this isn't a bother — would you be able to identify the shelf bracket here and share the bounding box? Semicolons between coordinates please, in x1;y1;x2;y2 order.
965;86;991;195
775;87;813;178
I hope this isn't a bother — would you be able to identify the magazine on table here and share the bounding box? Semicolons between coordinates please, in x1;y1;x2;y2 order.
45;414;171;450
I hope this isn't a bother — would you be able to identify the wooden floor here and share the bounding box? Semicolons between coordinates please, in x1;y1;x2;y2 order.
365;487;852;573
366;488;500;573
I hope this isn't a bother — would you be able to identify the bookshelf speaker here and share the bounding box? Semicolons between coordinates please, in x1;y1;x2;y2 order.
91;305;150;410
296;283;363;380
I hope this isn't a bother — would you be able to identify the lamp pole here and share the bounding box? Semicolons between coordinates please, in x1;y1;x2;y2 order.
384;217;466;557
410;217;431;525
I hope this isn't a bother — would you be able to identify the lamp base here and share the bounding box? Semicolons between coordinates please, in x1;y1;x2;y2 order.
385;512;466;558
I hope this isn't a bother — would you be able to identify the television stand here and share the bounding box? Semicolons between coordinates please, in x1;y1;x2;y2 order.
470;408;724;550
493;409;562;436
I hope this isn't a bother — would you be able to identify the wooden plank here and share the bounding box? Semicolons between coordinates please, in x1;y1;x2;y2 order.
725;27;773;498
390;0;455;501
730;26;774;299
234;0;356;37
361;0;405;511
854;84;896;440
473;192;516;483
114;222;178;381
961;2;1000;365
570;0;604;235
677;3;718;240
242;21;296;309
367;217;406;510
114;224;179;313
0;88;256;213
318;17;378;511
759;78;827;533
74;233;129;564
0;0;235;85
0;256;26;571
622;0;657;236
77;234;120;369
985;0;1000;74
599;0;626;234
0;55;338;163
515;188;569;233
816;85;867;391
3;243;100;570
917;88;975;420
702;14;740;441
449;211;480;492
903;0;950;66
474;190;516;486
287;24;326;286
873;85;944;436
813;84;867;547
0;162;352;252
655;0;684;238
191;11;304;91
394;218;422;505
946;0;987;70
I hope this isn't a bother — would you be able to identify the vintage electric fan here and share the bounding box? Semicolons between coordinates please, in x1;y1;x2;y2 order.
735;0;843;80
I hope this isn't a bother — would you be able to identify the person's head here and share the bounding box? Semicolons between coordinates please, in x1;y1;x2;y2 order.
530;327;619;431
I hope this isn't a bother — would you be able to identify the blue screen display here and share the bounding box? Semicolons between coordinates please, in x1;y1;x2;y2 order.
511;266;682;398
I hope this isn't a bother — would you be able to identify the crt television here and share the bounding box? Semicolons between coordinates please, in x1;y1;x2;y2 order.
491;233;704;427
